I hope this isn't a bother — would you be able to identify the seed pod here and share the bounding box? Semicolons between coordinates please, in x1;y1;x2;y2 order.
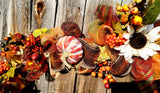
78;38;100;69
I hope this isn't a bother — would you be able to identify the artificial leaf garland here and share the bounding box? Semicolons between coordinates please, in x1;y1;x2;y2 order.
0;0;160;92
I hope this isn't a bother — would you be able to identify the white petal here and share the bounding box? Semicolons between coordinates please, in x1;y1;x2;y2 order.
114;45;125;50
146;24;154;33
127;25;135;35
137;25;147;33
123;50;133;61
131;48;139;56
127;58;134;64
123;33;130;39
120;45;129;53
146;26;160;42
138;49;149;60
148;43;160;51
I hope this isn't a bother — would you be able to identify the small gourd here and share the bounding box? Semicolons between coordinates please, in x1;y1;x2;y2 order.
56;36;83;68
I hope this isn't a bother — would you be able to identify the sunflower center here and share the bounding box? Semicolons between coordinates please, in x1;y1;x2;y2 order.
129;33;147;49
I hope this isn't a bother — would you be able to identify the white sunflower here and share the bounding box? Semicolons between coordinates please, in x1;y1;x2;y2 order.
114;25;160;63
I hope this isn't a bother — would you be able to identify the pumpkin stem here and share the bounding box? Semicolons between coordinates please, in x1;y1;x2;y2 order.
60;51;72;69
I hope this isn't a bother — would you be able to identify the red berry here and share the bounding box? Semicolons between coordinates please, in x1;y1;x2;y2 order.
104;83;110;89
98;64;102;67
26;42;31;46
31;53;39;60
14;47;18;50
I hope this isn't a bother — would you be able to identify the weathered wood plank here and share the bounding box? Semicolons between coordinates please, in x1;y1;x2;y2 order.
31;0;56;31
7;0;30;34
75;0;109;93
47;0;86;93
30;0;57;93
0;0;10;40
0;0;30;39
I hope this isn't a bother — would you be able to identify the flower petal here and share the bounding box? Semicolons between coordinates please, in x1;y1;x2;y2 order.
146;26;160;42
114;45;125;50
138;49;149;60
127;59;134;64
127;25;134;35
148;43;160;51
123;49;133;61
131;48;138;56
146;24;154;33
137;25;147;33
123;33;130;39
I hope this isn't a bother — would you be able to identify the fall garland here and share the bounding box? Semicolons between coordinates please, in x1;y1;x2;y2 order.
0;0;160;92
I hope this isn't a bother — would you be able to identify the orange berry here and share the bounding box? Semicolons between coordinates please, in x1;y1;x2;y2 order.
106;35;110;40
105;40;109;44
110;45;114;49
122;40;126;43
26;37;30;41
103;61;108;65
116;5;122;11
111;40;115;44
118;39;122;43
107;74;112;79
119;33;123;37
108;42;112;46
121;14;128;24
112;33;116;37
132;16;142;25
109;78;114;82
98;69;103;73
98;72;103;78
91;71;96;77
105;66;111;71
113;37;116;40
101;66;106;71
122;5;130;12
103;79;108;84
115;39;118;43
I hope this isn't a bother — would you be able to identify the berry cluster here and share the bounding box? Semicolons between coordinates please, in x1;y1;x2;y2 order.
0;61;10;74
116;3;143;26
23;34;43;61
105;33;126;49
0;32;26;57
91;59;114;89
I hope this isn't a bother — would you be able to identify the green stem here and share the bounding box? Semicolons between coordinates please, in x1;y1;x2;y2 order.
121;0;123;6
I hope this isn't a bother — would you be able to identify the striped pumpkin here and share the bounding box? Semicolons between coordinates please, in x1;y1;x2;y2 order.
56;36;83;66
